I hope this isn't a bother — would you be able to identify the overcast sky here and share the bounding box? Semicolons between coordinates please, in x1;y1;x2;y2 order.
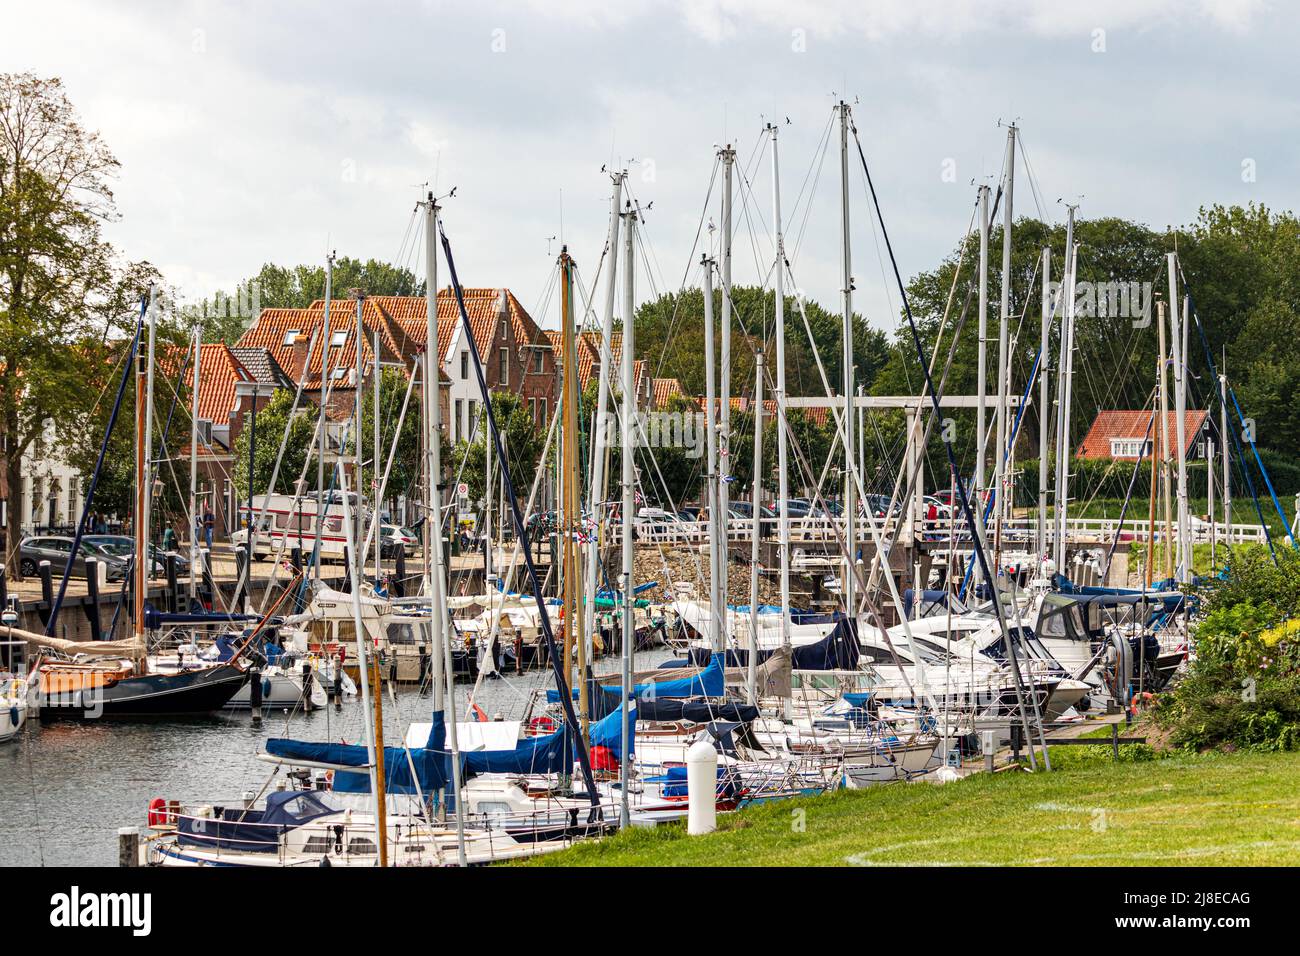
5;0;1294;339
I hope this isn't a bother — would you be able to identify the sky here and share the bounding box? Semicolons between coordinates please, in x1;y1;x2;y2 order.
4;0;1296;343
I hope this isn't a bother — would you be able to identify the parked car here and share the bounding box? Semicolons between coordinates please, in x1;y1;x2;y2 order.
729;501;777;520
380;524;418;558
83;535;189;576
19;536;128;581
864;494;902;520
635;507;686;536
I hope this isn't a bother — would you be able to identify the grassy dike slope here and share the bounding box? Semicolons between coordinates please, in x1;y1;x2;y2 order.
519;750;1300;866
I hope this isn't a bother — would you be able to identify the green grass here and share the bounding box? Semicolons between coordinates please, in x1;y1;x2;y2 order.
520;749;1300;866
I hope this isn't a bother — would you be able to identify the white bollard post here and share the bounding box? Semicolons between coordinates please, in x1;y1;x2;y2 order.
686;738;718;835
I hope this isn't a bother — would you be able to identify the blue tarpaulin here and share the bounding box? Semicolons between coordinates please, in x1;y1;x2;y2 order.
266;713;449;796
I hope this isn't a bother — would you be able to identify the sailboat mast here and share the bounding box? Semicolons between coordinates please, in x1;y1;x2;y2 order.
746;351;764;704
1220;360;1231;543
769;123;792;658
314;255;333;583
133;287;153;643
995;125;1015;554
838;102;856;613
374;327;382;579
1037;247;1050;563
189;316;201;600
1052;208;1076;572
582;172;624;652
1169;250;1191;583
976;184;990;499
559;249;587;733
702;256;722;653
422;195;445;712
718;147;734;605
619;205;638;827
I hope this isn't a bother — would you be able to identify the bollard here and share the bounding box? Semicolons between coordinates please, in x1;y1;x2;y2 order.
249;664;262;723
84;558;103;641
234;545;249;612
38;560;53;627
0;562;7;614
393;549;406;598
301;662;315;712
333;652;344;712
686;738;718;836
165;554;180;613
982;730;996;773
290;546;302;574
118;826;140;867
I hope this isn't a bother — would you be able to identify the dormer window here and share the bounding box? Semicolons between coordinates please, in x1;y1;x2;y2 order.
331;367;347;381
331;330;348;348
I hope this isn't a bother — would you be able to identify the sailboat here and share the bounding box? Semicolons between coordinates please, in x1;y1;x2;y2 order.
28;290;248;718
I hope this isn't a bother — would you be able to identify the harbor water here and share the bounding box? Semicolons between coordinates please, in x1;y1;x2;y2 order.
0;650;674;866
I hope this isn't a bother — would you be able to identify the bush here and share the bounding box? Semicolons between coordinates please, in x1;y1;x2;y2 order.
1153;548;1300;752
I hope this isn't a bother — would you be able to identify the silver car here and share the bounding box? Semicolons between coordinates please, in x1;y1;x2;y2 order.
19;536;129;581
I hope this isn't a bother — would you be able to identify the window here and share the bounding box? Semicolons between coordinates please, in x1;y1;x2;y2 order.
539;398;547;424
330;330;348;348
499;317;507;340
534;349;544;374
460;352;469;379
283;329;300;346
529;397;537;421
499;348;509;386
454;399;463;442
1109;438;1150;459
331;367;347;381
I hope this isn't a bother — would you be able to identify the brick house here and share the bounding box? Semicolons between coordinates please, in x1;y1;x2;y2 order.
1077;409;1211;460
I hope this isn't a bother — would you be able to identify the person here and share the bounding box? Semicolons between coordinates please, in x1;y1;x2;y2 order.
203;508;215;550
162;524;177;554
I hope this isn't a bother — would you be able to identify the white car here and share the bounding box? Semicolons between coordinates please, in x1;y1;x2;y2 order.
381;524;418;556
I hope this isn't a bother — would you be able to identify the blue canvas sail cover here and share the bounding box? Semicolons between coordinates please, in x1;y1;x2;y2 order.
547;654;726;704
462;702;636;776
265;712;449;796
680;619;861;672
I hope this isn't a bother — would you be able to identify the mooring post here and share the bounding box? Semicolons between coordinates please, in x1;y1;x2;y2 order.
165;553;179;613
84;558;103;641
118;826;140;867
249;664;262;724
686;738;718;835
38;560;53;628
234;544;249;612
983;729;996;773
301;661;315;712
1111;723;1120;760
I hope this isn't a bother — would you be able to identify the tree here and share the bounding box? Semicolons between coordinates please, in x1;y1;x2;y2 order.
232;389;319;501
452;391;544;512
199;257;425;344
0;73;159;578
356;367;422;511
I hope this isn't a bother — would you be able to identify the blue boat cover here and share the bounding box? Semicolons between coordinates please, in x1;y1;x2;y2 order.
266;713;449;796
461;702;636;776
681;618;861;672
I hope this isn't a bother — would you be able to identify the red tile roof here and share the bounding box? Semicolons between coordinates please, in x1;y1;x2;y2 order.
1077;409;1208;459
195;343;255;424
652;377;684;408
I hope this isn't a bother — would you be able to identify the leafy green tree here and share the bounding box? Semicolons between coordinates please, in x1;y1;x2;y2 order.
0;73;161;577
232;389;319;501
199;257;425;344
452;391;544;511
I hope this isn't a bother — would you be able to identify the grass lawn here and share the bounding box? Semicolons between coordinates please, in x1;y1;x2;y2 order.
520;748;1300;866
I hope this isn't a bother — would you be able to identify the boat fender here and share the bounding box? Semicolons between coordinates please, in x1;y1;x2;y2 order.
8;706;16;726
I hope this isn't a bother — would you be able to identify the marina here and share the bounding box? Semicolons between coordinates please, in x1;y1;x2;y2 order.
3;7;1300;925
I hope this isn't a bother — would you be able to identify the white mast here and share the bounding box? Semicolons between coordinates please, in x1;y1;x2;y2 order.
422;195;445;711
619;203;637;828
143;284;157;566
769;123;792;660
718;147;734;609
1168;250;1191;584
976;184;990;502
746;351;764;704
1037;247;1051;564
373;327;382;578
189;316;201;600
995;125;1015;547
582;172;624;649
314;255;333;582
838;101;856;613
354;297;365;583
702;255;723;652
1220;360;1231;542
1052;208;1077;572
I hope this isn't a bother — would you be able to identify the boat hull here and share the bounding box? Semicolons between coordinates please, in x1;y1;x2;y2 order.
38;664;248;719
